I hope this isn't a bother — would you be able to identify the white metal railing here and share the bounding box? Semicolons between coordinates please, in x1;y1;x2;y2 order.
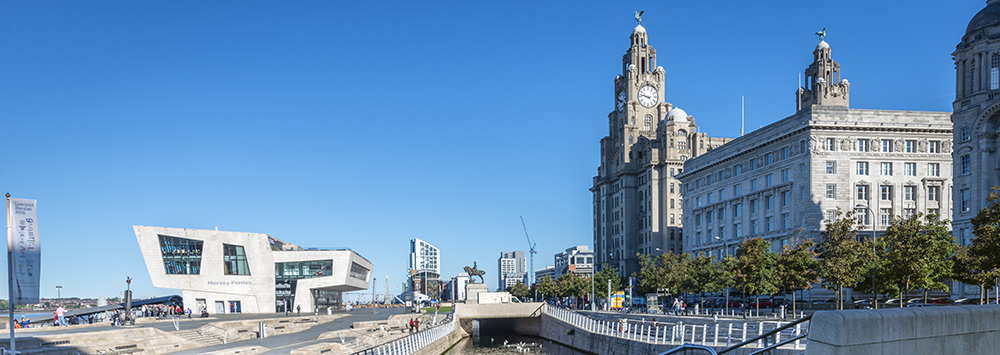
199;323;230;344
352;315;456;355
541;304;807;351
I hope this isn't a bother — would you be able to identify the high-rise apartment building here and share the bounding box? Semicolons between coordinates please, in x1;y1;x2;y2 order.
498;250;527;290
592;21;732;277
408;238;440;297
554;246;594;277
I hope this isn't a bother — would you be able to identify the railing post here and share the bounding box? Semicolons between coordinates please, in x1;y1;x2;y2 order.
727;323;733;347
714;323;719;346
680;325;685;343
775;321;783;344
702;324;707;345
671;325;676;343
742;322;748;343
794;323;802;349
757;321;764;348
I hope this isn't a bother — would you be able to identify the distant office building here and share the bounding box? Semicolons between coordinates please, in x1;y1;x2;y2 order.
592;23;733;278
498;251;527;290
444;273;469;302
554;246;594;277
408;238;441;298
534;266;557;282
678;39;952;257
134;226;372;314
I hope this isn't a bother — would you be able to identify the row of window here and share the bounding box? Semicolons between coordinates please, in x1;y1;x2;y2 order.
851;184;942;202
850;162;942;176
693;212;793;244
693;191;791;227
692;170;791;207
823;138;942;153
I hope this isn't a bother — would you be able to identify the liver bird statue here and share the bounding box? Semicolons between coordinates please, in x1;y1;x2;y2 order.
816;28;827;41
635;10;644;25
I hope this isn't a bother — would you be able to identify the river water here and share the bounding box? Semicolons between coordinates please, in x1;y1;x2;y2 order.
443;334;588;355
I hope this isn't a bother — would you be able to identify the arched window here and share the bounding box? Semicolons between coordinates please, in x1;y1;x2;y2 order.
991;54;999;90
677;130;687;137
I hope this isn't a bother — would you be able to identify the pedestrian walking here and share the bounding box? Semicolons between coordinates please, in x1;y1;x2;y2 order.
409;318;415;333
296;305;301;315
414;318;420;332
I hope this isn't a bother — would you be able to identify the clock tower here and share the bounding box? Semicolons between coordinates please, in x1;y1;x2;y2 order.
612;23;669;164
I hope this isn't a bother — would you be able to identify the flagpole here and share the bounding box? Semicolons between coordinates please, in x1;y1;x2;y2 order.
6;193;15;355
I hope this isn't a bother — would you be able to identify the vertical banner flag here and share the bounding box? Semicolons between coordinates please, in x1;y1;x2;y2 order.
7;198;40;304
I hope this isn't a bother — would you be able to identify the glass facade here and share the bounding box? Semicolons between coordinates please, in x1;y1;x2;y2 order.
158;235;203;275
274;259;334;313
223;244;250;275
350;262;370;281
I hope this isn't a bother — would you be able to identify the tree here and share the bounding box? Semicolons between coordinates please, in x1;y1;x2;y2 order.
508;282;530;299
971;187;1000;303
557;273;589;298
690;252;728;307
533;276;559;299
636;253;667;295
881;213;955;307
734;237;778;316
776;238;820;317
816;209;870;310
593;266;624;294
953;244;998;304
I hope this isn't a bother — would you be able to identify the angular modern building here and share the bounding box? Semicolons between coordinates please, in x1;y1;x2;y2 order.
134;226;373;314
592;21;732;277
407;238;441;299
678;39;953;257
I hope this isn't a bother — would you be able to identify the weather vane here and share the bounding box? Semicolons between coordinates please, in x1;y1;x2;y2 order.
635;10;644;25
815;28;827;41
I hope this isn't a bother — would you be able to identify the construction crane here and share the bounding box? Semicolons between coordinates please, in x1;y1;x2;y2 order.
520;216;538;286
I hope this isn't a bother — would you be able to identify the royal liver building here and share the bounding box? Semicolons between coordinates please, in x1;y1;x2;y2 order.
592;19;731;277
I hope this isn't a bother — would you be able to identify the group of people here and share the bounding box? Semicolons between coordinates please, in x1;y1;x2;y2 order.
408;318;421;333
671;298;687;316
139;304;189;318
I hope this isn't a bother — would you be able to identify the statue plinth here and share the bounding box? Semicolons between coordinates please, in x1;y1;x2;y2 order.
465;283;489;304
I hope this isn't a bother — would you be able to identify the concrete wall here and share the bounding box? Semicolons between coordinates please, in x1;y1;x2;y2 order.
806;305;1000;355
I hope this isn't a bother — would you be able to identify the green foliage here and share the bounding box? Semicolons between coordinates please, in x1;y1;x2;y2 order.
881;213;955;306
776;238;820;293
593;267;624;294
508;282;531;299
733;237;778;297
971;188;1000;273
691;252;728;295
557;273;589;298
816;209;870;309
533;276;559;298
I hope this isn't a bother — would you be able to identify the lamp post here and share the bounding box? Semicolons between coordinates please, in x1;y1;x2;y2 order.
56;286;62;301
714;236;730;315
856;203;877;309
590;267;596;311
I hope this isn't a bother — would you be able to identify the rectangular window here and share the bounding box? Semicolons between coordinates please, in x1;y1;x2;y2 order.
825;209;837;221
670;199;675;208
707;193;713;204
826;184;836;199
904;186;915;201
350;262;370;280
856;185;870;200
734;165;742;176
880;208;893;226
750;199;758;213
765;195;773;210
826;161;836;174
719;189;725;201
826;138;836;151
928;186;940;201
781;191;789;206
695;214;702;226
881;139;893;152
751;220;758;234
706;211;714;223
857;162;869;175
765;217;773;232
733;184;741;196
275;260;334;280
223;244;251;276
733;203;742;218
751;179;758;191
904;163;916;176
765;153;773;165
734;223;742;238
961;189;970;212
881;185;893;201
781;169;789;182
881;162;893;176
929;141;940;153
928;208;940;218
904;208;917;218
962;127;971;142
749;158;757;171
929;163;940;177
159;235;204;275
765;174;773;187
719;207;726;221
782;213;790;229
856;208;870;225
670;183;675;193
905;140;915;153
781;146;790;159
696;197;702;207
857;139;868;152
961;155;971;175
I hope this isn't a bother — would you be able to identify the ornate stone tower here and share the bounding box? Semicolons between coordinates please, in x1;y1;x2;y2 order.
953;0;1000;255
796;40;851;111
593;18;733;278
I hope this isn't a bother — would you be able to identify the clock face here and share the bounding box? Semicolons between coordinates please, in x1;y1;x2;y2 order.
638;85;658;108
616;91;626;112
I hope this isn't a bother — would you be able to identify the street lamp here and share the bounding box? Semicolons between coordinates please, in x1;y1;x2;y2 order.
714;236;730;315
856;203;877;309
56;285;62;301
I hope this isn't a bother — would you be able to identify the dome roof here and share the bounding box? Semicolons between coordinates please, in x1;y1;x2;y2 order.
667;108;688;123
816;40;830;50
967;1;1000;35
633;24;646;34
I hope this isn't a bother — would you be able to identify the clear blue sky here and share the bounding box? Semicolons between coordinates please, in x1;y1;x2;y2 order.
0;1;981;301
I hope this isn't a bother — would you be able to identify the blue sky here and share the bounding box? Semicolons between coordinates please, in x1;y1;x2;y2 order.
0;1;983;301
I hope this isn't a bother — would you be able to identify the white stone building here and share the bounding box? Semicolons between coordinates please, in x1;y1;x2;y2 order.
678;40;953;257
592;22;732;278
952;0;1000;299
534;266;556;282
134;226;372;314
498;250;527;290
